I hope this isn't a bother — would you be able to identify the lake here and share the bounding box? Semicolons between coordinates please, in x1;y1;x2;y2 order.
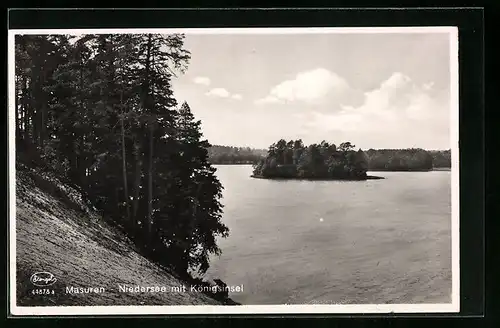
205;165;452;305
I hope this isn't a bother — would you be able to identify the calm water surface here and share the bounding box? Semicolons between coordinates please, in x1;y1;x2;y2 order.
205;165;452;305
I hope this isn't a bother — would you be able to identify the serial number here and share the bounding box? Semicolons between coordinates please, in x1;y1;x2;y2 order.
31;289;55;295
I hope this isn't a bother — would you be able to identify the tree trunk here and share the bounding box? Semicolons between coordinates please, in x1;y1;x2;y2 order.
76;55;86;189
19;39;29;141
114;34;131;226
27;81;34;143
40;67;47;148
147;125;153;239
79;134;87;190
31;77;39;147
132;141;141;227
120;88;131;223
144;34;153;242
69;137;79;183
15;76;20;140
40;104;46;148
35;51;46;148
40;40;47;148
35;100;41;148
21;76;28;140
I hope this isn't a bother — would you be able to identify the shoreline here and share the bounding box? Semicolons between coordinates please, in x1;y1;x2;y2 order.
211;163;255;165
370;168;450;172
368;169;432;172
211;164;450;171
250;175;385;181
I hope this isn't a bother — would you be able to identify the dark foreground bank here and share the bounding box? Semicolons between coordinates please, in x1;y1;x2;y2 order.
15;161;239;306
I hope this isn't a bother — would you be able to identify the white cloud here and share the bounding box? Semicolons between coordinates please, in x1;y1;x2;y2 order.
205;88;231;98
255;68;350;105
254;95;283;105
204;87;242;100
298;72;450;147
423;81;435;91
193;76;211;86
342;72;414;120
380;72;411;90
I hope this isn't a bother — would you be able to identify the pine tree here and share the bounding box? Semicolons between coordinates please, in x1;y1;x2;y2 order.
132;33;190;246
179;102;229;275
15;33;232;280
151;102;229;276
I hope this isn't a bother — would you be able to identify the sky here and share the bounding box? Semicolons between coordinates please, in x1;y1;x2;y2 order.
171;31;453;150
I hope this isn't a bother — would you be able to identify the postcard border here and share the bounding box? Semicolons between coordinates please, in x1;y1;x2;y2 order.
8;26;460;316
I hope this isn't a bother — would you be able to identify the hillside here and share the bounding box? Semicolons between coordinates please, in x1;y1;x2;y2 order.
15;161;237;306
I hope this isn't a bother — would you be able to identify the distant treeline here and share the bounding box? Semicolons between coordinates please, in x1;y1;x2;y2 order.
365;149;451;170
365;148;433;171
429;150;452;168
209;143;451;170
252;139;369;180
208;145;266;164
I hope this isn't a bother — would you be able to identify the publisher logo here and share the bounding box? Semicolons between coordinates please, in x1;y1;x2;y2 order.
30;272;57;287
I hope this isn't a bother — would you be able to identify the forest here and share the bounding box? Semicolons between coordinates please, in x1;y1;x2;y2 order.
14;34;228;279
252;139;451;179
429;150;452;168
252;139;370;180
208;145;266;164
208;144;450;170
365;148;434;171
364;149;451;170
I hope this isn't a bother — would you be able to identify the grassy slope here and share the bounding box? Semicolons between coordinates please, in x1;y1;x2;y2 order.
15;163;228;307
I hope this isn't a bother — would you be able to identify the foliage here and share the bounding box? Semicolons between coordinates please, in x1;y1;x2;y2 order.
208;145;266;164
15;34;228;277
364;148;436;171
429;150;451;168
252;140;448;177
252;139;368;179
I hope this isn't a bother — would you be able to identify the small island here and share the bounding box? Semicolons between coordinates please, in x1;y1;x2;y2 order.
251;139;384;181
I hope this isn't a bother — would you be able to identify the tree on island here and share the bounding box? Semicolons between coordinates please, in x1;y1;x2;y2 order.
252;139;369;180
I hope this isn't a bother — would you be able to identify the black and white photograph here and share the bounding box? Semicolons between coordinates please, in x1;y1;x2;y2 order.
8;26;459;315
